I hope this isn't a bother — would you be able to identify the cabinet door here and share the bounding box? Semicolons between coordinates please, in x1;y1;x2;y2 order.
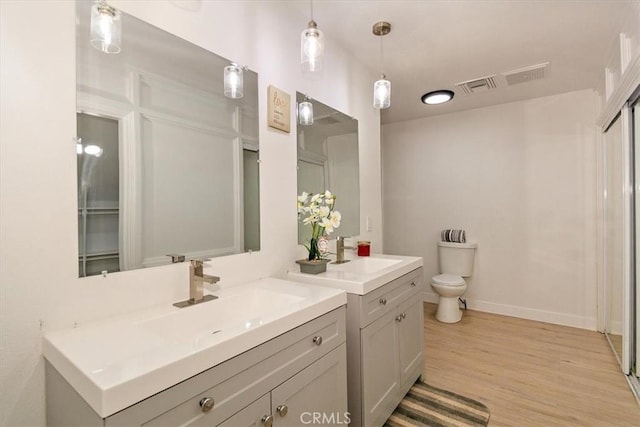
361;310;400;427
271;345;348;427
219;394;271;427
398;297;424;389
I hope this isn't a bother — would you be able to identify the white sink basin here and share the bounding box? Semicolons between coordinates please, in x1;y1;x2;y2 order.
43;278;346;418
138;289;305;342
288;254;423;295
332;256;402;274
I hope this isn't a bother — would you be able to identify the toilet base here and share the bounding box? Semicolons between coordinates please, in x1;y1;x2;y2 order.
436;296;463;323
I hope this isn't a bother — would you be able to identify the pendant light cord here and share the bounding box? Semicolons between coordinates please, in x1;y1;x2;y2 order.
379;34;384;77
310;0;314;21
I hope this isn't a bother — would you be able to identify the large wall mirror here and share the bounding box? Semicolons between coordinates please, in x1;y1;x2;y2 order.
76;1;260;277
296;93;360;244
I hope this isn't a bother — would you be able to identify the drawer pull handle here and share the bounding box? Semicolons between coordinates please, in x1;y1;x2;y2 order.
395;315;403;322
313;336;323;346
262;414;274;427
277;404;288;417
199;397;214;412
379;297;387;305
401;312;406;319
410;281;416;287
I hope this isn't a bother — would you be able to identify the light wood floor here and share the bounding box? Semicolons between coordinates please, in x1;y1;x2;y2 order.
423;303;640;426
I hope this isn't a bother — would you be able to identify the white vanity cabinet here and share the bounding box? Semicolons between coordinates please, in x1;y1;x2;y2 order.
46;307;347;427
346;267;425;427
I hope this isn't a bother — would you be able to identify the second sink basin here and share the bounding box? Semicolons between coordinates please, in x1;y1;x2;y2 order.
333;256;402;274
288;254;423;295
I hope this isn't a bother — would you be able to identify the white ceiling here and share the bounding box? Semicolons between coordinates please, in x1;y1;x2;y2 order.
295;0;639;124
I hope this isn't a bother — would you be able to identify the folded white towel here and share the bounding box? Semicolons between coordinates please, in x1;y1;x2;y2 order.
441;229;466;243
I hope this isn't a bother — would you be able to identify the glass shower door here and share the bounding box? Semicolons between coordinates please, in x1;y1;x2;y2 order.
604;115;625;364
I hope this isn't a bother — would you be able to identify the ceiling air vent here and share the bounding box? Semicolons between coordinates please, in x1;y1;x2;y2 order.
502;62;549;86
454;75;499;95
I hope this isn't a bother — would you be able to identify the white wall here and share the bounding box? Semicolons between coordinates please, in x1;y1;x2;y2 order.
382;89;599;329
0;1;382;425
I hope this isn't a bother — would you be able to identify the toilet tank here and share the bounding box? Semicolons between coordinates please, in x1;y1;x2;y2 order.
438;242;477;277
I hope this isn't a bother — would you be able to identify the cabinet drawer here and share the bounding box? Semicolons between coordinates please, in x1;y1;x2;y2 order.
106;307;346;426
359;268;423;327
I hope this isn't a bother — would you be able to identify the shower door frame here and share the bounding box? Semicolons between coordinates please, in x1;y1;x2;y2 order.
600;87;639;390
632;93;640;379
602;109;633;374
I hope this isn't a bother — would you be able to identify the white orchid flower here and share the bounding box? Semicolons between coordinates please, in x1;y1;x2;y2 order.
310;193;321;203
330;211;341;227
321;217;334;233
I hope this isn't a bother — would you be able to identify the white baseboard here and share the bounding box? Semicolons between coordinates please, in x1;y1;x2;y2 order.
608;320;623;336
421;291;598;331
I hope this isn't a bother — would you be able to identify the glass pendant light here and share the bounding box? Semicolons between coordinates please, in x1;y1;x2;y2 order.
372;22;391;109
224;63;244;99
301;0;324;74
90;0;121;54
374;77;391;109
298;99;314;126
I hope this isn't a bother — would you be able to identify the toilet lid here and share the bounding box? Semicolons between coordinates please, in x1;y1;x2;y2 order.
431;274;466;286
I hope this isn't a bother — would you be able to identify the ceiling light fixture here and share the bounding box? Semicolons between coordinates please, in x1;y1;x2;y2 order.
298;96;314;126
421;90;455;105
301;0;324;75
90;0;121;54
224;63;244;99
372;21;391;109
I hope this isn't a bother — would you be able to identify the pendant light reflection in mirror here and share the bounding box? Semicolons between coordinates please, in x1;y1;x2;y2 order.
301;0;324;75
372;21;391;109
298;95;314;126
224;63;245;99
90;0;121;54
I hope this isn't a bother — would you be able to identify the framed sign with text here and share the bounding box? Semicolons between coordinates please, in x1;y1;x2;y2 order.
267;85;291;133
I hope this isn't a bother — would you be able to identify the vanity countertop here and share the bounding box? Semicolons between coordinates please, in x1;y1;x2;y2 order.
287;253;423;295
43;278;346;418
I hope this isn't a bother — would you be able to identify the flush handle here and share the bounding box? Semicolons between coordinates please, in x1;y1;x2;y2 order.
313;336;323;346
262;414;274;427
379;297;387;305
277;404;288;417
199;397;214;412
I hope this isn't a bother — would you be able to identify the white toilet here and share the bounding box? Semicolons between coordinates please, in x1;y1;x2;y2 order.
431;241;477;323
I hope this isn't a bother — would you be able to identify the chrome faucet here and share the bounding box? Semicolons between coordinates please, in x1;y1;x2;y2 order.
173;258;220;308
334;236;354;264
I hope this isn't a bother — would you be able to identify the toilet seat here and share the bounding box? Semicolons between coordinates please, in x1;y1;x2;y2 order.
431;273;466;286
